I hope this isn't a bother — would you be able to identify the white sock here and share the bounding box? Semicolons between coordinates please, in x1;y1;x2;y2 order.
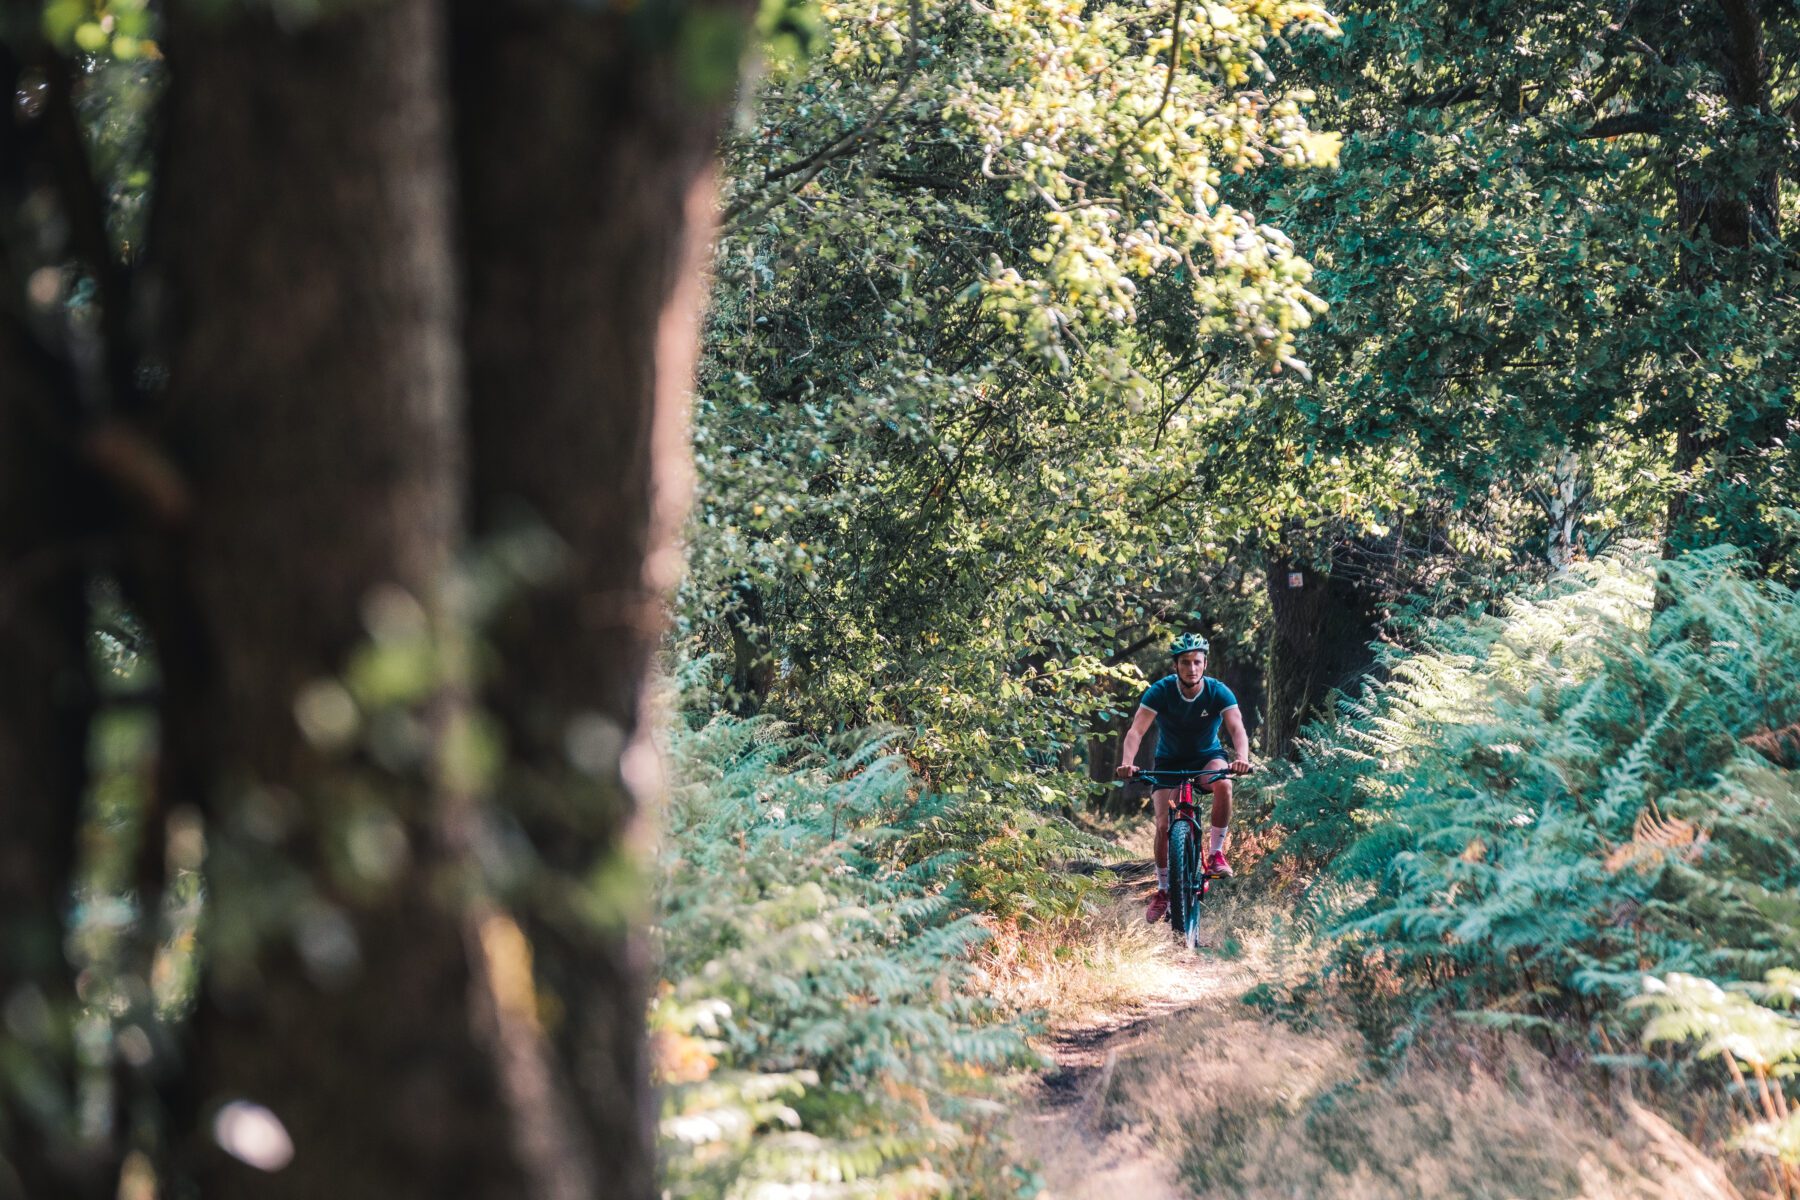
1210;826;1227;854
1156;867;1169;890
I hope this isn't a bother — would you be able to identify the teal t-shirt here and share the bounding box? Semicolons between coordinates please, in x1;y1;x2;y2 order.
1140;675;1238;765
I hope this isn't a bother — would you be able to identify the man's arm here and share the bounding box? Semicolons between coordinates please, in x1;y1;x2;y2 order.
1222;706;1251;772
1115;705;1158;777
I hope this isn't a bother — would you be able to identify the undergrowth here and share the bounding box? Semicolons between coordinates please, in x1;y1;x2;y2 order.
653;713;1040;1199
1258;544;1800;1189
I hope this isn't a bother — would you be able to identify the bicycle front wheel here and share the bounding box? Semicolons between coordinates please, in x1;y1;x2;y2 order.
1167;817;1205;949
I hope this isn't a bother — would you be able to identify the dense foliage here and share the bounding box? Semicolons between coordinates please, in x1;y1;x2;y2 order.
13;0;1800;1194
653;712;1031;1198
1245;0;1800;569
1263;547;1800;1179
684;0;1367;916
1273;548;1800;1026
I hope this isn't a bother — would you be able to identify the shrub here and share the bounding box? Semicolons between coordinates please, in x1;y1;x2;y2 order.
1262;547;1800;1045
654;714;1034;1198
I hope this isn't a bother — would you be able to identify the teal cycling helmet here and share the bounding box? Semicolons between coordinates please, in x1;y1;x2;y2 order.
1169;633;1210;656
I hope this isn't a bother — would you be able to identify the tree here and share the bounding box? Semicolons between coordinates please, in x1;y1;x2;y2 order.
1;45;98;1198
685;0;1347;847
1251;0;1800;569
1167;0;1800;742
1;0;749;1195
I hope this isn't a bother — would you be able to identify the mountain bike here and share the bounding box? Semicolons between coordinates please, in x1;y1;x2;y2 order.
1135;766;1247;950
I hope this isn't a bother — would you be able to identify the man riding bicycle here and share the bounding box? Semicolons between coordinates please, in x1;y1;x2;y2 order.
1115;634;1252;924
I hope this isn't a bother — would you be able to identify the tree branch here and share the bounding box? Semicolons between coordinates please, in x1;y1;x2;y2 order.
1397;82;1487;109
1105;631;1163;665
1575;111;1671;139
721;0;923;233
1153;0;1186;124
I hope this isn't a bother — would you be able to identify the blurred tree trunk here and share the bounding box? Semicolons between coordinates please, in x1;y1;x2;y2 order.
3;1;748;1195
452;4;741;1193
0;40;104;1199
0;269;99;1200
154;2;520;1196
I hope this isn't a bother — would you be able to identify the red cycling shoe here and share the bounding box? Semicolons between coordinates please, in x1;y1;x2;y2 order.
1205;850;1234;877
1144;890;1170;923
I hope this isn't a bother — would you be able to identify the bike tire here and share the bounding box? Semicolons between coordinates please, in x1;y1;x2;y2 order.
1166;817;1204;948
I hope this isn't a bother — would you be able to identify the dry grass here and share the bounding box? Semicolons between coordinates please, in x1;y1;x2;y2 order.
987;822;1751;1200
970;814;1186;1025
993;849;1746;1200
973;899;1198;1026
1127;1024;1746;1198
1089;939;1744;1200
973;815;1303;1027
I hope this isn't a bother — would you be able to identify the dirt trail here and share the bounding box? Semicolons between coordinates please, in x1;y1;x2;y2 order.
1010;863;1338;1200
1016;953;1241;1200
1006;864;1748;1200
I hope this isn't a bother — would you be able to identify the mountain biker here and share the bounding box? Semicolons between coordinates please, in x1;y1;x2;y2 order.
1115;633;1252;924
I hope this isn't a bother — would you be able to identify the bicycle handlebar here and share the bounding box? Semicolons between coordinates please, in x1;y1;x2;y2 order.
1130;765;1253;786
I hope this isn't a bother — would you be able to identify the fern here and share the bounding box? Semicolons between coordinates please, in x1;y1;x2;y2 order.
1636;970;1800;1192
1267;546;1800;1049
654;713;1033;1199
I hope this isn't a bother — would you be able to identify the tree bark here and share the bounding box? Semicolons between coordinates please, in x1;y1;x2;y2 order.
154;3;522;1196
1543;449;1581;572
727;577;776;715
1263;556;1377;759
1661;1;1784;563
451;4;746;1194
0;286;99;1200
0;40;106;1199
2;2;752;1195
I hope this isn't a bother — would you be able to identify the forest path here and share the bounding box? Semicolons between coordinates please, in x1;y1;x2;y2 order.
1005;860;1749;1200
1008;861;1344;1200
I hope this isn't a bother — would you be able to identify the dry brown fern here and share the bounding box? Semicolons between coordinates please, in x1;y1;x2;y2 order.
1603;800;1705;874
1745;721;1800;768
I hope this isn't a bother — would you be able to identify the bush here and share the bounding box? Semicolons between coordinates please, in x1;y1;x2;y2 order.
1262;547;1800;1045
653;714;1035;1199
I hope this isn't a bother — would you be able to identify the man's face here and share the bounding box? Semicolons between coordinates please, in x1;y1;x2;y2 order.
1175;650;1206;686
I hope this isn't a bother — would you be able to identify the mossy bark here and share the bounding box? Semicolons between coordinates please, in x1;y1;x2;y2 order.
452;3;744;1191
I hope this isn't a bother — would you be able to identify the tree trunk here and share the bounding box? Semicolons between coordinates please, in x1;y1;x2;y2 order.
2;2;751;1195
1662;1;1784;563
0;40;106;1198
0;290;100;1200
451;3;747;1196
1263;556;1377;759
727;577;776;715
154;3;522;1196
1545;449;1580;572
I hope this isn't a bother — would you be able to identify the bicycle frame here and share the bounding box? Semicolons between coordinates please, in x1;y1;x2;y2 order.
1133;766;1244;948
1136;766;1236;873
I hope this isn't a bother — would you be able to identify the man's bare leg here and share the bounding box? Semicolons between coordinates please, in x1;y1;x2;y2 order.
1153;786;1174;871
1203;758;1235;874
1146;786;1175;921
